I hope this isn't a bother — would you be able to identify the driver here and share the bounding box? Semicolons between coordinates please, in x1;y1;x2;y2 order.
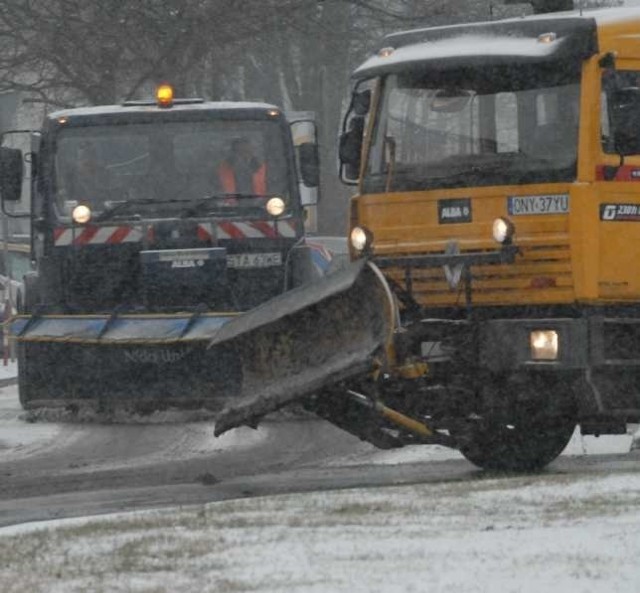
217;137;267;195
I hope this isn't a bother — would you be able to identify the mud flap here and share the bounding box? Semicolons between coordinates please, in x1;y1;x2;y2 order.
211;259;397;435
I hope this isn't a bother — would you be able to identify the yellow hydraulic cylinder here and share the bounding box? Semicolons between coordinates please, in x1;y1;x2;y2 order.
347;389;434;438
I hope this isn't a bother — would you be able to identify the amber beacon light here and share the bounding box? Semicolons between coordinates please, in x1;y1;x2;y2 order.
156;84;174;108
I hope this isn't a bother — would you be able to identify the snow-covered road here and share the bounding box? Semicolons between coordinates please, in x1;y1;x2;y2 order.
2;378;640;592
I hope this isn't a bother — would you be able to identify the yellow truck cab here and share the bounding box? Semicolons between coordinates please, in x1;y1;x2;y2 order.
337;7;640;469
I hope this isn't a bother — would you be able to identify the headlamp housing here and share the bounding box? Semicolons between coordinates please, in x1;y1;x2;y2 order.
72;204;92;224
266;196;286;217
530;330;559;361
492;217;515;245
350;225;373;253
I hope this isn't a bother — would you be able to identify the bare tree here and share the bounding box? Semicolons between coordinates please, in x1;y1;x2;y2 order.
0;0;533;232
0;0;268;106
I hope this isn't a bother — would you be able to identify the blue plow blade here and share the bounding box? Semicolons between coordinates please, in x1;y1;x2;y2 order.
10;313;237;344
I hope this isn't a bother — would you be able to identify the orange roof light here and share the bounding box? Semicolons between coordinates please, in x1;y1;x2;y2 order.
156;84;174;108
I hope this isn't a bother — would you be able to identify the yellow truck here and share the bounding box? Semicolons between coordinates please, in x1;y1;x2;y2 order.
209;5;640;472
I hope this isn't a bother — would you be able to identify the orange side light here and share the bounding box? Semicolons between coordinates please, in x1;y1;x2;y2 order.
156;84;174;108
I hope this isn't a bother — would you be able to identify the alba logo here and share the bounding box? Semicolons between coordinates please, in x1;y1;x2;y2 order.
170;259;205;268
438;198;472;224
441;206;470;219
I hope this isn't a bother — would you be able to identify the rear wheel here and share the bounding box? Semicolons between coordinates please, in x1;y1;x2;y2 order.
455;374;577;472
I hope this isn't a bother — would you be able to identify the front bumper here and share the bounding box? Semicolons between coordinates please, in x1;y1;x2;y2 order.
476;316;640;372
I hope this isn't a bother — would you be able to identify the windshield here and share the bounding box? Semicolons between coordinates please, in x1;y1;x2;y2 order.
364;65;581;193
53;119;291;218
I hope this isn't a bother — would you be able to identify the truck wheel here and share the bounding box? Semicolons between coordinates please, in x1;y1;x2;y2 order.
455;376;577;472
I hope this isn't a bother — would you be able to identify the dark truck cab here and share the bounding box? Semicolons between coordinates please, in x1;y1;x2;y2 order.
0;89;321;410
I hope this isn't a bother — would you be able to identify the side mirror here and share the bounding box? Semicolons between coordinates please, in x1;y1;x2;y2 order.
0;146;24;202
610;87;640;155
339;116;365;183
297;142;319;188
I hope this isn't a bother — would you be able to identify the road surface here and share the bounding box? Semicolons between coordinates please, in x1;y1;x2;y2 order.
1;383;638;528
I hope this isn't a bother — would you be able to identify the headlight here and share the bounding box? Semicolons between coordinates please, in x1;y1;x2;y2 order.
266;196;286;217
530;330;558;361
72;204;92;224
492;217;515;244
350;225;373;253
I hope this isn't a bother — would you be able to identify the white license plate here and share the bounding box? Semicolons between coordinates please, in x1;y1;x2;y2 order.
226;252;282;269
507;194;569;215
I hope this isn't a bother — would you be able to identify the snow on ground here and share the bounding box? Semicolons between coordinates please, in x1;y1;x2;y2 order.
0;359;17;382
1;469;640;592
0;363;67;459
1;364;640;592
0;382;268;468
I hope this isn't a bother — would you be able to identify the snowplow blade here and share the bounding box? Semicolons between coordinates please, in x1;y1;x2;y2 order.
10;260;395;416
11;313;242;411
212;259;396;435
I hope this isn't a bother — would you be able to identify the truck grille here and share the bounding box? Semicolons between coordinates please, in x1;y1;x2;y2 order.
385;240;574;307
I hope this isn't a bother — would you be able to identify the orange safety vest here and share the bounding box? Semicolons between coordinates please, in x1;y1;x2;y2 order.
218;160;267;195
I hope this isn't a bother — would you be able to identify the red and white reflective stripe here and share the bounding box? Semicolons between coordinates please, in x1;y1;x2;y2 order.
216;219;297;239
197;223;214;242
54;226;143;246
54;219;298;246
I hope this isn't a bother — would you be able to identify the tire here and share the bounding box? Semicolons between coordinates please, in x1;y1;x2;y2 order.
455;374;577;472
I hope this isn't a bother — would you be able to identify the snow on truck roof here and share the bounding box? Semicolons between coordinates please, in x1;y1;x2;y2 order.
48;100;282;121
353;6;640;79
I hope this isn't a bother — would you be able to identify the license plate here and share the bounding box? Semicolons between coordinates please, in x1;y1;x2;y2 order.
507;194;569;215
226;252;282;269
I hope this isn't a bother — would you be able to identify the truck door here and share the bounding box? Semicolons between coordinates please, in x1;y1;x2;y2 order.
596;64;640;300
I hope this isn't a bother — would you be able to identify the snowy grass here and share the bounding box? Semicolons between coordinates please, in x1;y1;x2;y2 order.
2;470;640;592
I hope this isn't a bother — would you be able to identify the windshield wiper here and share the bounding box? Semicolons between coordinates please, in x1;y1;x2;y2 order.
179;193;268;218
95;197;207;222
94;199;161;222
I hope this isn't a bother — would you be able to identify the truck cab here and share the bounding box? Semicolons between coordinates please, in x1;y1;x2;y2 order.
2;89;319;314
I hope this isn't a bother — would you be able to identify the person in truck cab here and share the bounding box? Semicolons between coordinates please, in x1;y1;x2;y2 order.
217;137;267;196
